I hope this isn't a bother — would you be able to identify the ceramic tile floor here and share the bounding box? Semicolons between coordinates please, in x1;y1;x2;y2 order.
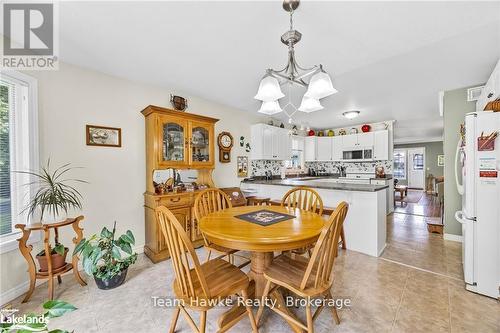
8;215;500;333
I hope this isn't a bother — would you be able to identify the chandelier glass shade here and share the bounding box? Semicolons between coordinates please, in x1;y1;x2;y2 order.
255;0;337;120
254;74;285;102
298;96;323;113
258;100;283;115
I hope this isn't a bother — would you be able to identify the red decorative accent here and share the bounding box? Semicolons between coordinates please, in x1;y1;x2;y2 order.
479;171;497;178
361;124;371;133
308;130;315;136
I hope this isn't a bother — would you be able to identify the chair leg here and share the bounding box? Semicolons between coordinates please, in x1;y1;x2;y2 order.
169;306;180;333
199;310;207;333
256;280;272;326
242;288;259;333
327;291;340;325
306;297;314;333
340;226;346;250
205;249;211;263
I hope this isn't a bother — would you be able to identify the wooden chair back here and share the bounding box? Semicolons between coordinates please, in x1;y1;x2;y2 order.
300;201;349;290
193;188;233;222
156;206;210;299
281;186;324;215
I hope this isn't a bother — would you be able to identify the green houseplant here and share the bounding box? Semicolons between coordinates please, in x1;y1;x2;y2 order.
74;222;137;290
17;160;87;272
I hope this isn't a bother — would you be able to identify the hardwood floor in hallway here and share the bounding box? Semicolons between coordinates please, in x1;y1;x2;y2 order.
394;189;442;218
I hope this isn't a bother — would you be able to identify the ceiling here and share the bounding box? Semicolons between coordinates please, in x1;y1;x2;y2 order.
36;1;500;141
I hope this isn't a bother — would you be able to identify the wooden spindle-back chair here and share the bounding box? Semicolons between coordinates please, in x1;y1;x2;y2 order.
281;187;323;256
156;206;258;333
256;202;349;332
281;186;324;215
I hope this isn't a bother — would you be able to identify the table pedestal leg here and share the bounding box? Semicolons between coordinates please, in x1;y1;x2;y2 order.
248;252;273;297
217;251;303;333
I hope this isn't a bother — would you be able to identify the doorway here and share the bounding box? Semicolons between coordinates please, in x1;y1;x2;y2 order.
407;147;425;189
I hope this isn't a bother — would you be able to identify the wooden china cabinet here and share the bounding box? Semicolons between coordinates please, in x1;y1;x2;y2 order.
141;105;218;263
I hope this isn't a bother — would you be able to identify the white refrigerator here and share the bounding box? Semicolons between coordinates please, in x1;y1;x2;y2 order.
455;111;500;298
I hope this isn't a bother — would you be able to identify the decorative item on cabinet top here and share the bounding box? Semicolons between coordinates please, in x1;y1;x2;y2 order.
170;94;188;111
237;156;249;177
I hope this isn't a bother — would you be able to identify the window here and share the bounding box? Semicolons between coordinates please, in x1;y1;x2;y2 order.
393;150;406;179
284;136;305;171
413;153;424;170
0;71;38;252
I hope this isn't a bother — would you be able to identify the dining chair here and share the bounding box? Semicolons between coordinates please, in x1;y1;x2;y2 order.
156;206;258;333
194;188;249;267
256;201;349;332
281;186;324;215
281;187;323;257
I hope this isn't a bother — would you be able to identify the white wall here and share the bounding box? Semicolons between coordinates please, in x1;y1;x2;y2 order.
0;62;263;301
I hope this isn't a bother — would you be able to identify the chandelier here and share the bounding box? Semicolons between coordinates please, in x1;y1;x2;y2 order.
255;0;337;120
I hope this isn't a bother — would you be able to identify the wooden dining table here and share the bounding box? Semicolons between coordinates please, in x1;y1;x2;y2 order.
200;205;325;332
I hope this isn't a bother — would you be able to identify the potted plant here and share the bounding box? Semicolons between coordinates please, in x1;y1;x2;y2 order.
74;222;137;290
18;160;86;272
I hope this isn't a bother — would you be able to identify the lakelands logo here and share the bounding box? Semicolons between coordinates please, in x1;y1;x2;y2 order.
1;2;59;70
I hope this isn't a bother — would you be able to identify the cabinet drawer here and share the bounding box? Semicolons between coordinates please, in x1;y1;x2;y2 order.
159;195;191;207
370;179;387;186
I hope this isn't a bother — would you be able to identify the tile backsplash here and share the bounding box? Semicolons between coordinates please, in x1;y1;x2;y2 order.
305;161;393;174
251;160;283;176
251;159;392;176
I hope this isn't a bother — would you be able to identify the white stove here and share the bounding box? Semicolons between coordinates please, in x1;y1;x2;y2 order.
338;172;374;184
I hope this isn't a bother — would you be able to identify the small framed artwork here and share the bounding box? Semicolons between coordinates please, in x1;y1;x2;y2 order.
237;156;248;177
437;155;444;166
86;125;122;147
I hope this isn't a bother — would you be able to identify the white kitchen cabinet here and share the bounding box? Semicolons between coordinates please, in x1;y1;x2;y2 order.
358;132;374;146
476;59;500;112
316;137;332;161
373;130;389;160
332;136;343;161
341;134;357;148
251;124;291;160
305;136;317;161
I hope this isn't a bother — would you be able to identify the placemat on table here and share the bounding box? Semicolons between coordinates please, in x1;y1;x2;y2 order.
234;209;295;226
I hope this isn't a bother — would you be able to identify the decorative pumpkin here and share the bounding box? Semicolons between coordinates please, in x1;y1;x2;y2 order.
327;129;334;136
361;124;371;133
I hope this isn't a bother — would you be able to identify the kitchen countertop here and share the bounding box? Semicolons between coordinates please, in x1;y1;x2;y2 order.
241;177;389;192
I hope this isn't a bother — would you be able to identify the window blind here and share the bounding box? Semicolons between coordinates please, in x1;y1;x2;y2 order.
0;80;14;235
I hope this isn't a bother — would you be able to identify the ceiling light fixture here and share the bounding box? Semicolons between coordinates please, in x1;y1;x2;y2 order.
342;111;360;119
255;0;337;121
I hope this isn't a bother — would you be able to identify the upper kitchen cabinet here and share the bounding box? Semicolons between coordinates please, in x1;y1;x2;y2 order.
141;105;218;170
332;136;343;161
373;130;389;160
317;137;333;161
251;124;291;160
476;59;500;112
305;136;317;161
343;132;374;147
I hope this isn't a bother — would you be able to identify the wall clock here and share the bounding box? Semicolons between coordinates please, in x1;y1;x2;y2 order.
218;131;233;163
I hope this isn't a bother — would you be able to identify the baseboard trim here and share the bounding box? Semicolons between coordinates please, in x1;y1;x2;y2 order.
444;233;463;242
1;244;145;306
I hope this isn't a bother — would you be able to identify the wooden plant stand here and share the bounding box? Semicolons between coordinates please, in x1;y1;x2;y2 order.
15;216;87;303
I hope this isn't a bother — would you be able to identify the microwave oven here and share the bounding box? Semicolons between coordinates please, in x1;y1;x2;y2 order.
342;147;373;161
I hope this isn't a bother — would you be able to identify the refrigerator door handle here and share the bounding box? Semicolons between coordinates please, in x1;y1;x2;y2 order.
455;141;464;195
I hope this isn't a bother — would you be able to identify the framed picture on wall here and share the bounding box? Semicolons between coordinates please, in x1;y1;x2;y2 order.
237;156;248;177
86;125;122;147
437;154;444;166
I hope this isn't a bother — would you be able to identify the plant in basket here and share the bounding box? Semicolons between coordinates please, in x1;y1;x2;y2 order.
74;222;137;290
16;160;87;272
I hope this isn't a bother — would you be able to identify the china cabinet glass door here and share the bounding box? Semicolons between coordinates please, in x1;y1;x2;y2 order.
189;121;213;166
159;116;188;167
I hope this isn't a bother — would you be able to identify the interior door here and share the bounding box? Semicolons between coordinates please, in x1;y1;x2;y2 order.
408;147;425;189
